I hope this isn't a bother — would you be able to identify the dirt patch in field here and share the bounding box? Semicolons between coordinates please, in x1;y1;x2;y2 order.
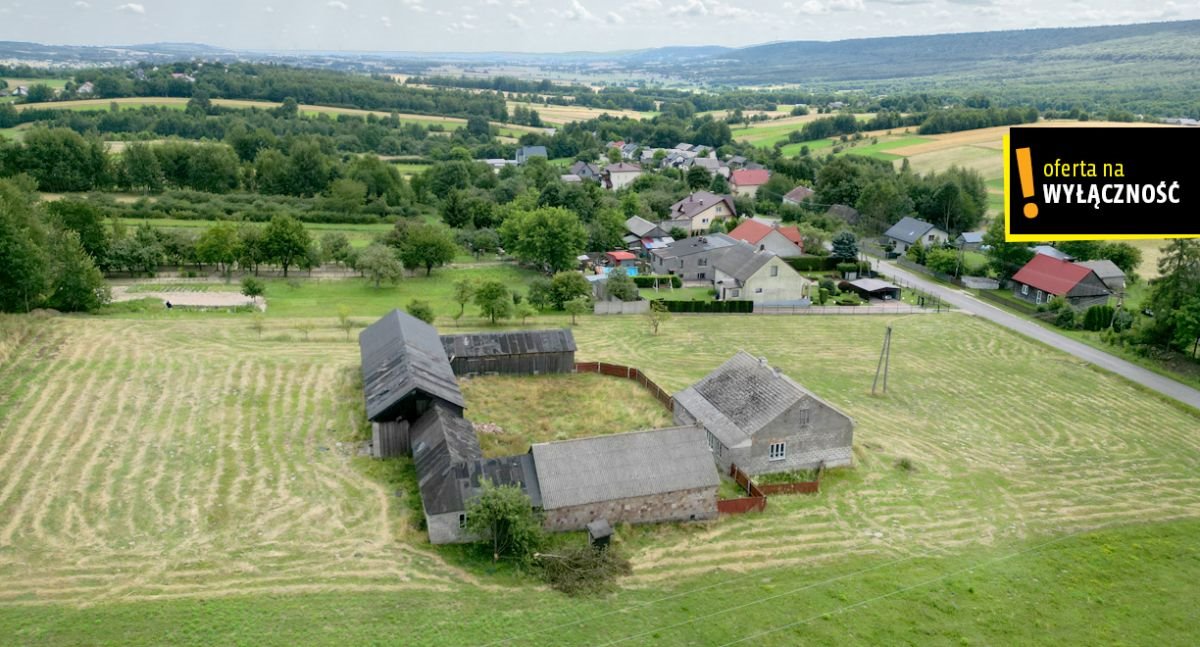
110;286;265;311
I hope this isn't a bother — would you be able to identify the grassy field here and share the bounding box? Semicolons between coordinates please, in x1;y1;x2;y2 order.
461;373;674;456
731;113;876;147
506;101;654;124
1;309;1198;644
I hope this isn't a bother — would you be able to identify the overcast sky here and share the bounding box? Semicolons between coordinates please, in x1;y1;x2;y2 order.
0;0;1196;53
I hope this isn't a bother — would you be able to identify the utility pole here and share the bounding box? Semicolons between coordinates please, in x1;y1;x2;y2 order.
872;326;893;395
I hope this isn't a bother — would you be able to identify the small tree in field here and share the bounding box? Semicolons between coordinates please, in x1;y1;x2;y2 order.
241;276;265;301
645;300;670;335
406;299;435;324
357;243;403;288
296;320;315;340
514;302;537;325
465;480;543;564
337;304;353;339
565;296;590;325
474;279;513;324
452;278;476;323
250;314;265;339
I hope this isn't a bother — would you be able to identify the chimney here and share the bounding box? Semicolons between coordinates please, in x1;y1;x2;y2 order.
759;356;769;366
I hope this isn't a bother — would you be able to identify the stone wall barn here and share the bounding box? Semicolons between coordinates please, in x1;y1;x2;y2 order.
673;351;855;476
440;329;576;377
532;427;719;532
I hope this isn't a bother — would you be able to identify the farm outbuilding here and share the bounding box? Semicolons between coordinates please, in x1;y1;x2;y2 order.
360;310;466;457
531;427;719;532
841;278;901;301
673;351;855;476
440;330;576;377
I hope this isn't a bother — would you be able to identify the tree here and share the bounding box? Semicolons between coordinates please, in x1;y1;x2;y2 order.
709;173;729;194
337;304;353;339
550;271;592;310
237;226;267;276
122;142;165;193
645;300;670;335
399;224;458;276
323;178;367;214
474;279;513;323
514;302;537;325
46;200;110;270
983;216;1033;282
241;276;265;299
196;222;241;280
0;181;48;312
1145;239;1200;350
452;279;476;321
44;229;109;312
830;231;858;262
605;270;638;302
23;84;55;103
686;165;711;190
925;247;959;275
464;480;543;564
250;314;266;339
905;241;928;265
526;277;553;310
606;147;622;164
565;296;590;325
498;206;588;274
320;232;353;268
357;243;404;288
855;179;912;234
186;144;240;193
263;214;312;277
406;299;435;324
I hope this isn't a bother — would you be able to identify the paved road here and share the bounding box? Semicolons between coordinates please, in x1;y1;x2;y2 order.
876;259;1200;411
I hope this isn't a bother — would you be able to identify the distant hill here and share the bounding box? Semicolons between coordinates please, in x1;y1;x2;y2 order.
660;20;1200;86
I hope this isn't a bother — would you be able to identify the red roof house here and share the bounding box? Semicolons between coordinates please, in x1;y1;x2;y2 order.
730;169;770;197
1010;254;1110;308
605;250;638;267
727;220;804;257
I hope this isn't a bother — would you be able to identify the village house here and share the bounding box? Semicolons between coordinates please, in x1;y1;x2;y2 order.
730;169;771;198
602;162;642;190
1075;259;1127;293
649;232;740;281
1032;245;1073;261
673;352;855;477
623;216;674;254
711;244;811;303
532;427;719;532
956;231;984;251
727;219;804;258
440;329;576;377
882;216;949;254
76;81;95;95
781;185;814;206
515;146;548;165
1010;254;1111;308
605;250;639;270
662;191;736;235
568;161;601;182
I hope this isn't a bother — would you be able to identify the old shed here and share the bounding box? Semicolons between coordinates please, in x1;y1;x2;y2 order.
532;426;719;532
441;329;576;377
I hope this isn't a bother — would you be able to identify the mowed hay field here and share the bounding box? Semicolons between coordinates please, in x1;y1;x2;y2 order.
506;100;652;124
2;312;1199;644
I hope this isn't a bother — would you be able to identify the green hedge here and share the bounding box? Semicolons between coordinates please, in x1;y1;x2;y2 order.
784;256;840;272
633;274;683;289
652;299;754;314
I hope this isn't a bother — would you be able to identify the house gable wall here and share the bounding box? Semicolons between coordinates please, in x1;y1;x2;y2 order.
739;258;810;302
740;398;853;475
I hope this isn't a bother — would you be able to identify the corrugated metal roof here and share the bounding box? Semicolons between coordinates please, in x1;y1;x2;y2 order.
359;310;464;422
1012;254;1108;296
441;329;576;359
410;404;482;515
464;453;542;509
532;427;719;510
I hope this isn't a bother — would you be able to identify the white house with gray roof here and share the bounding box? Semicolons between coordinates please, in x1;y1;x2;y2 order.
673;352;855;476
883;216;948;254
532;426;719;531
712;245;811;303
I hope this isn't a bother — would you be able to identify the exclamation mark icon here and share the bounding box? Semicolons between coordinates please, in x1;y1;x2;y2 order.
1015;147;1038;219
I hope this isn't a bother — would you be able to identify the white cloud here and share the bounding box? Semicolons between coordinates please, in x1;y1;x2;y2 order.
667;0;707;16
447;20;477;31
263;5;274;12
482;0;501;5
606;10;625;23
666;0;758;19
74;1;91;8
512;0;529;6
791;0;863;14
402;0;426;12
327;0;349;10
115;2;145;14
564;0;599;21
380;15;391;27
507;12;527;27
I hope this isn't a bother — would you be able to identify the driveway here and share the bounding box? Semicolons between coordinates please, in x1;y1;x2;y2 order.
876;259;1200;411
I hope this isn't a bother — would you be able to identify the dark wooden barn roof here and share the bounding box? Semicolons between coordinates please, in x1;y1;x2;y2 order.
359;310;464;422
410;403;482;516
441;329;576;359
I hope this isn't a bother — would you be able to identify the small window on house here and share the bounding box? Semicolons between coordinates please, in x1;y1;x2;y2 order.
730;289;740;297
702;218;709;224
1021;284;1029;296
769;442;786;461
716;206;723;214
770;265;778;277
755;287;763;293
698;272;706;279
797;409;810;426
928;234;936;242
698;258;707;266
458;513;466;529
1036;290;1044;304
706;431;716;452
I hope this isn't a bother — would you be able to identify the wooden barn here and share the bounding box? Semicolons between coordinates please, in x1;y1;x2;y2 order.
360;309;465;458
440;329;576;377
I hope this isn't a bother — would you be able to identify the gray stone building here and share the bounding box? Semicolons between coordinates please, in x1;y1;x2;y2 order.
673;352;855;476
532;427;719;531
1010;254;1111;308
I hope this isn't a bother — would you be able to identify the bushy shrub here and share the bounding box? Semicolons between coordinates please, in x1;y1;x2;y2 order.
1082;304;1115;331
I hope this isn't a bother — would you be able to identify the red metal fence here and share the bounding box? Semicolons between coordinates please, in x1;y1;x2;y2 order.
574;362;674;411
717;497;767;514
718;464;820;515
758;481;820;495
